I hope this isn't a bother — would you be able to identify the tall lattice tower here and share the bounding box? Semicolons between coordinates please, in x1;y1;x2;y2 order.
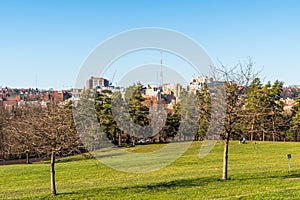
160;51;163;88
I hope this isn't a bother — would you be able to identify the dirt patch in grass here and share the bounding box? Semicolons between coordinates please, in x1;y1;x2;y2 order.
286;177;300;180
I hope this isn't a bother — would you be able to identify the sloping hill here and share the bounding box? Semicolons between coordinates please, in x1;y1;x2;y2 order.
1;141;300;199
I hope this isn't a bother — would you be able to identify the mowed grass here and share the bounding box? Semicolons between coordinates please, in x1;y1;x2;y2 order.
1;141;300;199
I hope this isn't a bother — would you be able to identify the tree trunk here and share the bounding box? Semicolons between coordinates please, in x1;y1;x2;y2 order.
250;116;255;141
222;137;229;180
0;132;3;159
132;135;135;146
118;133;121;146
26;151;30;164
272;116;276;142
50;151;56;195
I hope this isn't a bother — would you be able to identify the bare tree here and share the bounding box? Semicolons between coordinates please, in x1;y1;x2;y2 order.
37;101;79;195
217;59;259;180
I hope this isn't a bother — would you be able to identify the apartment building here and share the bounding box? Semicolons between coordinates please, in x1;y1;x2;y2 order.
85;76;109;89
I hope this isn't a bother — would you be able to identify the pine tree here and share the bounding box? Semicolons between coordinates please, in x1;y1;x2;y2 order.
197;84;211;141
126;84;150;145
244;78;264;141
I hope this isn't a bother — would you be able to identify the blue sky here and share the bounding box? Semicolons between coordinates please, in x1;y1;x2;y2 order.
1;0;300;89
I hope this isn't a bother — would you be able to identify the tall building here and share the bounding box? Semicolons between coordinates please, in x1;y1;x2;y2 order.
85;76;109;89
191;76;213;84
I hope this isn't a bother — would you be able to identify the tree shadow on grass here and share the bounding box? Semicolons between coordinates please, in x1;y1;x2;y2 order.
125;177;218;190
283;172;300;179
56;176;219;197
225;170;300;182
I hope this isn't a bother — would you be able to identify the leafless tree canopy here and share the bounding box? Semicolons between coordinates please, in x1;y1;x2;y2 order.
0;101;82;161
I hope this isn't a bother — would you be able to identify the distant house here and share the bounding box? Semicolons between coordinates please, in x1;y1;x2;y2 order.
6;94;21;102
2;94;21;110
44;90;71;103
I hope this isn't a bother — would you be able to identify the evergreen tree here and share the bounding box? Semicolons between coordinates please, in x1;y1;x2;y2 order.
260;81;284;141
95;89;120;142
159;103;181;140
197;84;211;141
178;90;200;141
125;84;150;145
74;89;103;150
111;91;131;145
244;78;264;141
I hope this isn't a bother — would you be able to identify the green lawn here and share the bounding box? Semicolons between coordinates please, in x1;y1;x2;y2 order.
1;141;300;199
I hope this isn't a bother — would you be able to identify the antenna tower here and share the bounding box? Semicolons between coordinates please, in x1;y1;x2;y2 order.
160;51;163;88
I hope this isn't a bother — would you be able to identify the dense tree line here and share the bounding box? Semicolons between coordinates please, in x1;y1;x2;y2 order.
2;80;300;161
89;81;300;145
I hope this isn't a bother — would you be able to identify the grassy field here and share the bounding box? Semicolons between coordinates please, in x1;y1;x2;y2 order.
1;141;300;199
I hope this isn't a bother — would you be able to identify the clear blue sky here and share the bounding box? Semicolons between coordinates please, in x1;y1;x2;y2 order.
1;0;300;89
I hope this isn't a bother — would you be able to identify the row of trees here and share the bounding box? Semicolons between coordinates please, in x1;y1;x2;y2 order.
220;77;300;143
75;84;195;149
76;79;300;147
0;102;81;161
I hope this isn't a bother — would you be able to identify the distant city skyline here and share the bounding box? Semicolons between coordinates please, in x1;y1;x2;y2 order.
1;1;300;89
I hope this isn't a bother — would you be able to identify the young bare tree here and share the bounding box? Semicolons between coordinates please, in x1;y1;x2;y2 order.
37;101;79;195
217;59;259;180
